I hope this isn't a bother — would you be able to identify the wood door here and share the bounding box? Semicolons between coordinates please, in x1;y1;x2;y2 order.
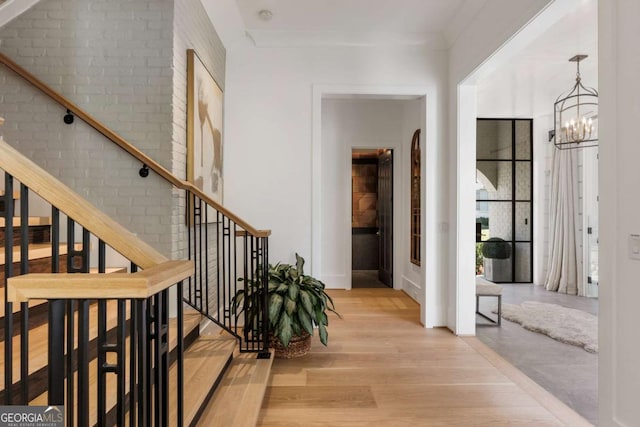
378;150;393;287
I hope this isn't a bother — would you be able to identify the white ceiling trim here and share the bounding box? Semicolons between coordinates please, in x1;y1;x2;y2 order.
245;29;447;48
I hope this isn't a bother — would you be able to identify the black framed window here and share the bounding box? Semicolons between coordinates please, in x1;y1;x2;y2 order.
476;118;533;283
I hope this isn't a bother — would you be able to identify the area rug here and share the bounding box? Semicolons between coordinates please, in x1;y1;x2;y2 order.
498;301;598;353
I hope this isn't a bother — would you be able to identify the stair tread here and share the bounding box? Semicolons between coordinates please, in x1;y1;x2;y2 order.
0;299;200;393
0;216;51;227
169;333;237;426
30;311;202;425
197;350;274;427
0;242;81;266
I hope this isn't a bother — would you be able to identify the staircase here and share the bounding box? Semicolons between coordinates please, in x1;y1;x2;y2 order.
1;115;272;424
0;47;274;424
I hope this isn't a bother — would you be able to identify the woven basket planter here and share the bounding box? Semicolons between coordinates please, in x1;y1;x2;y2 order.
270;332;311;359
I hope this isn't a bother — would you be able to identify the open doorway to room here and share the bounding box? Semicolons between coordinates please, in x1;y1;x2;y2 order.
351;148;393;289
462;1;599;424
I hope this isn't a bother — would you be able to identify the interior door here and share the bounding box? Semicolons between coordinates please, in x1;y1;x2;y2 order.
378;150;393;287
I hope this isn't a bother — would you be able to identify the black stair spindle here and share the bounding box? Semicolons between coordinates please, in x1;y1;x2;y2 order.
3;174;14;404
47;300;65;406
19;183;29;403
77;299;90;426
116;300;127;426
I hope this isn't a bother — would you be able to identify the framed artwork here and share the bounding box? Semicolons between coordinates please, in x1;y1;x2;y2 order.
187;49;223;211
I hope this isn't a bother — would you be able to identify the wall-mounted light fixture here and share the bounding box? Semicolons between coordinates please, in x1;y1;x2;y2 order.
553;54;598;150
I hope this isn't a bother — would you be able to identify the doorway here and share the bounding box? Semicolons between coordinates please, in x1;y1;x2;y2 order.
351;148;393;288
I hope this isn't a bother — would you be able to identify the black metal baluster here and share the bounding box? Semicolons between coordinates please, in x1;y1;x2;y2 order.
152;295;160;426
81;228;90;273
49;209;63;408
66;219;75;426
66;300;75;427
177;282;184;427
137;298;148;427
48;300;65;406
242;232;249;344
129;300;138;427
116;300;126;426
249;236;255;351
260;237;270;358
51;207;59;274
204;202;209;317
77;299;89;426
187;194;193;305
232;223;238;333
196;199;203;312
4;174;14;404
160;290;169;426
96;241;107;426
216;210;221;324
223;217;228;328
19;183;29;403
97;298;107;426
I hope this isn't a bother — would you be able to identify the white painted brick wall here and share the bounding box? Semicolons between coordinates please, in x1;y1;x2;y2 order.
0;0;227;261
171;0;225;261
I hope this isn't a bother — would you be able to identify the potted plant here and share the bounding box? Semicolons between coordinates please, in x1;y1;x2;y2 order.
232;253;340;358
481;237;512;282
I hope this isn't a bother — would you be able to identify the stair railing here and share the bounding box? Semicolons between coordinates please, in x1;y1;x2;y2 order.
0;52;271;356
1;138;194;425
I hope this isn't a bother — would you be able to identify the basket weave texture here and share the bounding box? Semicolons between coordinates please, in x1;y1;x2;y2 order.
270;332;311;359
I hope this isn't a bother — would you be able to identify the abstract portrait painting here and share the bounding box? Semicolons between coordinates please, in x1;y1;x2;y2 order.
187;49;223;213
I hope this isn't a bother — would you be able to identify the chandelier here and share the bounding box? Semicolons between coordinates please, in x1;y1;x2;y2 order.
553;54;598;150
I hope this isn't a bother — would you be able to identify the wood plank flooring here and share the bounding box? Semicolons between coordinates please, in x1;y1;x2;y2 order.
258;288;592;426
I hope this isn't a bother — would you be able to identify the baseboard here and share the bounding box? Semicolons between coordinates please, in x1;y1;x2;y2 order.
321;274;348;289
401;275;421;302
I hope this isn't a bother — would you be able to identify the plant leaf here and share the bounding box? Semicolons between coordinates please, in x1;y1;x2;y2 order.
318;323;328;346
288;283;299;300
295;253;304;274
269;293;283;324
285;296;296;315
299;290;315;321
278;312;293;347
297;307;314;335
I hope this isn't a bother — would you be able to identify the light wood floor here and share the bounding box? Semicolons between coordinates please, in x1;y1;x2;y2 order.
258;288;592;426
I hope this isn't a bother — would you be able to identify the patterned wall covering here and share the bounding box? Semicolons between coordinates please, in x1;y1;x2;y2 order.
352;161;378;228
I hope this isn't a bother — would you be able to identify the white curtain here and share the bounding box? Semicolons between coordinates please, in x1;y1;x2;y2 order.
545;148;584;295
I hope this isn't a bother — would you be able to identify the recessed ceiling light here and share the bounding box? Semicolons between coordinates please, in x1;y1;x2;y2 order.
258;9;273;21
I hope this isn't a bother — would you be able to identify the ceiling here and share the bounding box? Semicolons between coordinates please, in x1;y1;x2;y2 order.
232;0;485;47
204;0;597;119
476;0;598;117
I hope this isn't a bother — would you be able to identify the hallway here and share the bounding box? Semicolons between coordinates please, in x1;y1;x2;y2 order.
258;288;590;426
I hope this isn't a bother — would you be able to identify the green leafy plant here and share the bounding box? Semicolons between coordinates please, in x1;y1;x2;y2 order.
232;253;340;348
481;237;512;259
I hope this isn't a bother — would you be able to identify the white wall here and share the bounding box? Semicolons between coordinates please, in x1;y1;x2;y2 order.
599;0;640;424
224;41;448;326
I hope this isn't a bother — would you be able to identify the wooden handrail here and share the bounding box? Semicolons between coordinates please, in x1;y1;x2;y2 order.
7;260;194;302
0;52;270;238
0;139;167;269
